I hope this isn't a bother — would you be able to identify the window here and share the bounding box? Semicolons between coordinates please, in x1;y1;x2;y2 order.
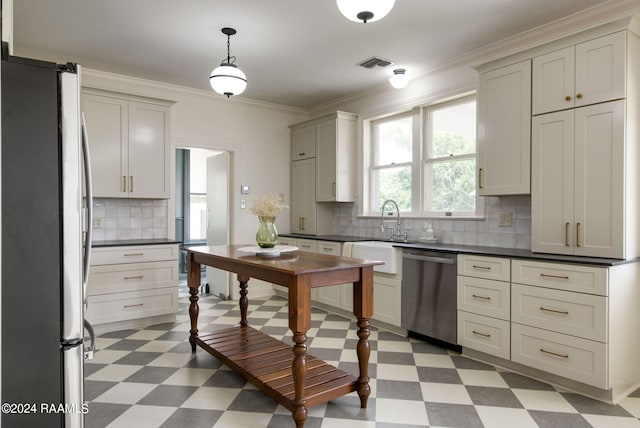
424;95;479;216
367;94;482;217
369;112;413;212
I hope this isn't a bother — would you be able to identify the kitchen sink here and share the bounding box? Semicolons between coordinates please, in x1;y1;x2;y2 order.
350;241;401;274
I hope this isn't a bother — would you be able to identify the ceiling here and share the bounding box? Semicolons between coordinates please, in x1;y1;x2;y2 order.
11;0;631;109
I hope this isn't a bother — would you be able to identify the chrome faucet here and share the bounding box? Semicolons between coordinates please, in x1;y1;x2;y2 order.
380;199;407;242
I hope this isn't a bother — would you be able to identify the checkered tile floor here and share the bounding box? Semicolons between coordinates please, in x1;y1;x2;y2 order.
84;290;640;427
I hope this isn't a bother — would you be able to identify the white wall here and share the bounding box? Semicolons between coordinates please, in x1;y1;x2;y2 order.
81;69;308;246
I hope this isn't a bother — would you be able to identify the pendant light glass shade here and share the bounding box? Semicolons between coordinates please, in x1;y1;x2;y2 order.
209;27;247;98
210;64;247;97
389;68;409;89
336;0;395;23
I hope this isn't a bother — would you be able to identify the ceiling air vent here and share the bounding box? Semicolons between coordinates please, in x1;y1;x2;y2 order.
358;56;393;69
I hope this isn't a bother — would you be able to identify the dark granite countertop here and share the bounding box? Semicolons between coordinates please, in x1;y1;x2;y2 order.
280;234;637;266
92;238;181;248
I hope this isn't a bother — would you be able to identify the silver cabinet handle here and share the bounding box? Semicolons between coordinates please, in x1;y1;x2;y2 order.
472;265;491;270
576;222;581;247
130;176;133;193
472;294;491;300
540;306;569;315
540;348;568;359
124;275;144;280
122;175;127;192
472;330;491;338
540;273;569;280
124;303;144;308
124;253;144;257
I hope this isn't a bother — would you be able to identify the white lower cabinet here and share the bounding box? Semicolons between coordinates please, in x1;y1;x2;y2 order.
457;254;511;359
458;311;510;359
87;244;179;332
274;238;402;328
511;259;609;389
459;255;640;401
511;323;607;388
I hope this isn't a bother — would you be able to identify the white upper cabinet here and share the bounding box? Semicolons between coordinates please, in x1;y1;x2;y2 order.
532;31;626;115
291;124;315;161
290;111;357;203
532;101;625;258
83;91;172;199
477;60;531;196
315;113;356;202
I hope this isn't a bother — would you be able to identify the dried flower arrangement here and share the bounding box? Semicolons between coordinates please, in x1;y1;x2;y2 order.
250;193;289;217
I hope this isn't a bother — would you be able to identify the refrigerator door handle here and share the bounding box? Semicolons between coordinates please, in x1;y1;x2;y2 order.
81;112;93;292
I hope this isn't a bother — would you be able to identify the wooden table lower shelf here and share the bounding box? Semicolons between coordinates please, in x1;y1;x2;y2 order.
185;245;381;428
196;325;358;410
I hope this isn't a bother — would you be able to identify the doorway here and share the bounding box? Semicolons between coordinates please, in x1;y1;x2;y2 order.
176;148;231;298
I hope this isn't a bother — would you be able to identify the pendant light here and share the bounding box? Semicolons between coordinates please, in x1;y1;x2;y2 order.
389;68;409;89
209;27;247;97
336;0;395;23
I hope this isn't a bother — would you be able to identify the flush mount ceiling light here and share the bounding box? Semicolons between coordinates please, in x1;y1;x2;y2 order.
336;0;395;23
209;27;247;98
389;68;409;89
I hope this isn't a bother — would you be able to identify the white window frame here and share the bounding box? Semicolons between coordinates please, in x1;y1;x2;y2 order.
423;94;483;217
364;93;483;218
368;111;416;215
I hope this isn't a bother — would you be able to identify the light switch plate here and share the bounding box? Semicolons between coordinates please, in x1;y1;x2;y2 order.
498;212;512;227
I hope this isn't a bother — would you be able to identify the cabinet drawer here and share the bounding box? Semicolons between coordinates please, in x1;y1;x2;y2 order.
512;259;607;295
88;260;178;296
91;244;178;265
511;323;607;388
317;241;341;255
458;254;510;281
86;287;178;325
277;237;296;247
457;276;510;320
458;311;510;359
511;284;607;342
296;239;318;252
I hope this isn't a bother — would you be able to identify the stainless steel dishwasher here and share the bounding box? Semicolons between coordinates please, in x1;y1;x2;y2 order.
401;249;459;348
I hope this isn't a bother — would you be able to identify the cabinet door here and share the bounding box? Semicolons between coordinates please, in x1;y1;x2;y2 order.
82;94;128;198
531;110;575;255
291;159;316;234
532;46;575;115
315;116;356;202
575;31;626;109
573;101;624;258
128;101;171;198
315;119;338;202
477;60;531;195
291;124;315;160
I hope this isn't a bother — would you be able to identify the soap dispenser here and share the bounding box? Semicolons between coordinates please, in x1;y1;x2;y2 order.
425;223;435;240
421;222;436;242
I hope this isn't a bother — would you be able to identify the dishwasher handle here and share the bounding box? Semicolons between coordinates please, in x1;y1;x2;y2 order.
403;253;455;264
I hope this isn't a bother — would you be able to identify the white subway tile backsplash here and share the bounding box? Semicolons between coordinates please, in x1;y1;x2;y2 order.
91;198;168;243
332;195;532;250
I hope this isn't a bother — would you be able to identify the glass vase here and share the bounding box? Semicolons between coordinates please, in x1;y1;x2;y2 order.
256;216;278;248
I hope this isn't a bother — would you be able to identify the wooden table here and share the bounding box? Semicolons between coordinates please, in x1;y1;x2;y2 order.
185;245;381;428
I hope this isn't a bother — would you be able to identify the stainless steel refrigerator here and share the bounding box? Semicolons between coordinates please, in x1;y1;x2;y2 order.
2;50;93;427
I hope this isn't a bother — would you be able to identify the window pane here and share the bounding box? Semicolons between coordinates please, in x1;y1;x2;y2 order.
429;158;476;212
375;166;411;211
189;194;207;240
375;115;412;165
431;101;476;158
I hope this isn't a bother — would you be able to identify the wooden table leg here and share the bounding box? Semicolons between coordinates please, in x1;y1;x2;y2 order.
237;274;250;326
289;276;312;428
187;253;201;352
353;267;374;408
